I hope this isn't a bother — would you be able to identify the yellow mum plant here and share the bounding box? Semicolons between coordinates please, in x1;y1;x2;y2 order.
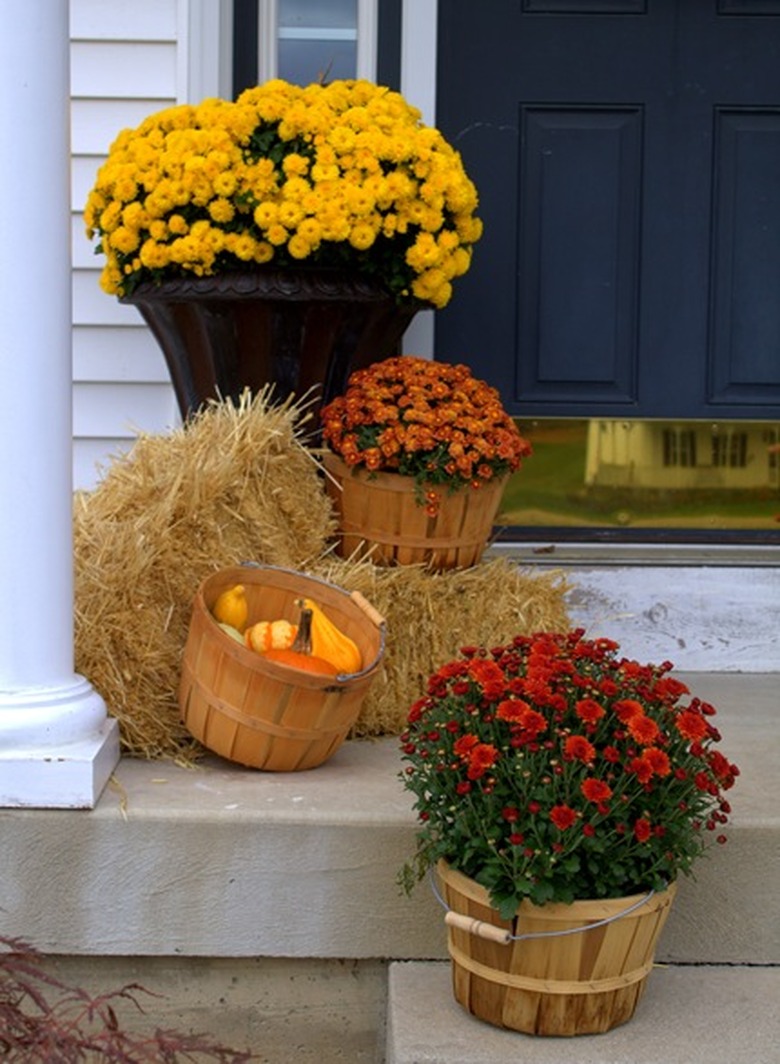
84;79;483;310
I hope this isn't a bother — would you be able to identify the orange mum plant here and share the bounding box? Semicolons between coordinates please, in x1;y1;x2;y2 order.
399;630;739;918
320;355;531;514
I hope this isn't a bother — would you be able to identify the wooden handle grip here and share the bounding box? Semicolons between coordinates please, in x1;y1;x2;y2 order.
350;590;386;629
445;911;512;945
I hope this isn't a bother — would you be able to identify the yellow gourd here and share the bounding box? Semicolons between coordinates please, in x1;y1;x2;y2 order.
245;619;298;655
299;597;362;674
212;584;248;632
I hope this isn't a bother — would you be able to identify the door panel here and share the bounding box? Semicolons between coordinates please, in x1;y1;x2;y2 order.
435;1;780;418
518;106;642;405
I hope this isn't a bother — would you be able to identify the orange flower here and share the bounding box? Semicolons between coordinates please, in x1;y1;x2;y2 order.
627;714;661;746
675;709;709;742
321;356;531;500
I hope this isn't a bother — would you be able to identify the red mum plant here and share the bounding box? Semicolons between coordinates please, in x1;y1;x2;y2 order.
320;355;531;514
399;629;739;919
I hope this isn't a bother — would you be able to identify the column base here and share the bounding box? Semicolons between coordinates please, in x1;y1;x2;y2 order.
0;717;120;808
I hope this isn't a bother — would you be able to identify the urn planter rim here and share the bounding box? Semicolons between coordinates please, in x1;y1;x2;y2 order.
119;267;414;306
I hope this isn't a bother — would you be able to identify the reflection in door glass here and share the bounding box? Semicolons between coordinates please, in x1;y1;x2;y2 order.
500;419;780;532
278;0;357;85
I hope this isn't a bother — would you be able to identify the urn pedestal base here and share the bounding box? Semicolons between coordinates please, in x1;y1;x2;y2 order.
123;269;418;423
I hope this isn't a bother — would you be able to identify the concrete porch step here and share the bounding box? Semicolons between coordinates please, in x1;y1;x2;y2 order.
0;673;776;966
385;960;780;1064
0;672;776;1062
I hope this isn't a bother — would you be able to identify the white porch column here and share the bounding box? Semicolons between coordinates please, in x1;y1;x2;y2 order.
0;0;119;807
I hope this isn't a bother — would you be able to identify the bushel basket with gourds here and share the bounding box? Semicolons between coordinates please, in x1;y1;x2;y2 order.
179;564;385;771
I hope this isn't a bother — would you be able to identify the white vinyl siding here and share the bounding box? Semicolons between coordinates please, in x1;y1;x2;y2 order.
70;0;183;491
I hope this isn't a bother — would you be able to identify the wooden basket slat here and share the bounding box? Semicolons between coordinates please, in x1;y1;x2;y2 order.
179;565;385;771
323;453;506;570
438;861;676;1036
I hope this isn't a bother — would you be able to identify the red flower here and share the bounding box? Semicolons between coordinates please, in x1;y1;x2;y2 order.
466;742;498;779
708;751;738;786
602;745;621;763
502;805;520;822
519;708;548;737
496;698;533;723
453;734;478;758
613;699;644;723
575;698;606;724
651;677;690;702
642;747;671;777
581;778;613;804
633;818;652;843
468;658;506;692
407;698;428;723
563;735;596;764
550;804;577;830
627;756;654;785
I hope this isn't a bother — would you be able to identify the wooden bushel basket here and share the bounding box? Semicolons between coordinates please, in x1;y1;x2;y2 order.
179;565;386;771
438;861;677;1037
322;452;507;571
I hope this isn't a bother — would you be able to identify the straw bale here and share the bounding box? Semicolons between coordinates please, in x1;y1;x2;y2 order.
74;390;334;761
74;393;571;763
313;557;571;737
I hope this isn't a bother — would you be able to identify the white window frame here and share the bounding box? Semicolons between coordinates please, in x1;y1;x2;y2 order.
256;0;378;83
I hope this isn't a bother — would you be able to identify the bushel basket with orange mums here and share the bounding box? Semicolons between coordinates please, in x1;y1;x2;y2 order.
320;355;531;570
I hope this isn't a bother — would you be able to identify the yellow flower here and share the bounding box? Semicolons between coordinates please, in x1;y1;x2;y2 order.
148;219;168;241
296;217;322;245
213;171;237;197
253;241;274;264
287;233;312;259
208;197;235;223
266;223;289;247
282;153;310;177
168;214;189;236
278;200;305;228
85;77;481;304
348;222;377;251
108;226;140;254
224;233;258;261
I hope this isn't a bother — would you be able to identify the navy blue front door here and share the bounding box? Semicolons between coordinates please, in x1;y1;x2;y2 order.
435;1;780;419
